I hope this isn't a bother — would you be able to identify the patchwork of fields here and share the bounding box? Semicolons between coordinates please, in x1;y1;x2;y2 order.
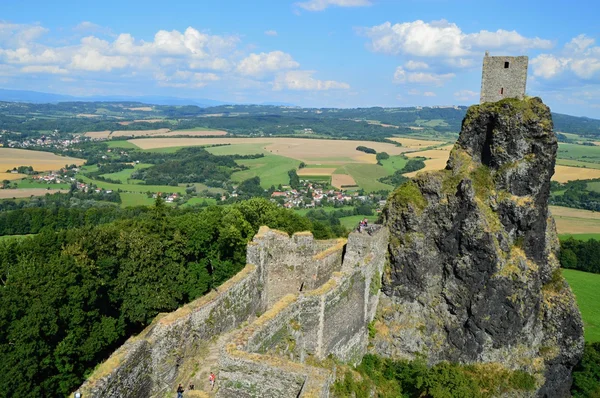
0;148;85;171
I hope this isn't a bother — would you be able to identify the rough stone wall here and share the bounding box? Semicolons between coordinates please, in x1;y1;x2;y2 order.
218;226;388;398
480;53;528;103
374;97;584;396
247;228;345;308
80;263;265;398
78;226;351;398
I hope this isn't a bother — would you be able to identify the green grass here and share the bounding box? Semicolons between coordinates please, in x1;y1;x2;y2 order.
559;233;600;241
293;206;354;217
297;175;331;182
556;159;600;169
106;140;140;149
170;127;222;132
232;154;300;188
182;197;218;207
119;192;157;207
339;215;378;230
558;143;600;163
100;163;152;183
0;234;35;242
142;146;191;153
205;144;268;156
562;269;600;342
78;173;186;194
335;164;392;192
15;179;71;189
379;155;409;174
586;181;600;193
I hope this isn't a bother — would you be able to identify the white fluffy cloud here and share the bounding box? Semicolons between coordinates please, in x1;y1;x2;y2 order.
531;35;600;81
237;51;299;76
454;89;479;101
362;20;552;60
295;0;371;11
273;70;349;90
264;30;278;37
0;22;343;92
404;60;429;70
393;67;454;85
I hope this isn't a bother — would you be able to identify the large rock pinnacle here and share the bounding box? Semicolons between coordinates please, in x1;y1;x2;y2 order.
374;97;584;396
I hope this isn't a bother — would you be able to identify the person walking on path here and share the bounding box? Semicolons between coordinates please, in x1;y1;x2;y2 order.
209;372;216;391
177;384;184;398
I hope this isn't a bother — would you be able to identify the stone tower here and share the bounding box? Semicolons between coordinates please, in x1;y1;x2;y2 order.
480;51;528;103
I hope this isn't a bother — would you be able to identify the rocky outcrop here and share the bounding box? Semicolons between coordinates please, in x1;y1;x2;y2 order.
374;97;584;396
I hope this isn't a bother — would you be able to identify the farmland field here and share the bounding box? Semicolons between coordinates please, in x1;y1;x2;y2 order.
100;163;152;183
205;144;268;156
0;188;67;199
558;233;600;241
556;159;600;169
404;144;453;177
334;164;391;192
387;136;447;149
0;148;85;171
562;269;600;342
298;168;337;176
379;155;409;174
84;131;111;139
558;143;600;163
128;137;412;163
15;179;71;189
106;140;141;149
231;154;300;188
111;129;171;138
182;197;218;207
0;172;26;180
550;205;600;235
331;174;357;188
119;192;157;207
78;171;187;194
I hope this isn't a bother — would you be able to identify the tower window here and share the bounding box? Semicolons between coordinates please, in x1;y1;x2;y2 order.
504;61;510;68
500;88;504;95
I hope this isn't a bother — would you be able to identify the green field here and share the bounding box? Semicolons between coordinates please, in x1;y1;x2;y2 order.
558;143;600;163
379;155;409;174
232;154;300;188
15;179;71;189
119;192;157;207
559;233;600;241
206;144;268;156
586;181;600;193
557;159;600;169
78;173;186;194
563;269;600;342
100;163;152;183
339;215;378;230
182;197;218;207
335;163;392;192
293;206;354;217
106;140;141;149
0;234;35;242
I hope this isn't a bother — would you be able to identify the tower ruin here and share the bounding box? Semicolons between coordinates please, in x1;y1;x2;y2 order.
480;51;528;103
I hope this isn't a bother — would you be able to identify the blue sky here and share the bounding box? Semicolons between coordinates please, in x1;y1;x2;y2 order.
1;0;599;117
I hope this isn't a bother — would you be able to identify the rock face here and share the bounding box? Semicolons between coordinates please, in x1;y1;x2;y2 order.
374;97;584;396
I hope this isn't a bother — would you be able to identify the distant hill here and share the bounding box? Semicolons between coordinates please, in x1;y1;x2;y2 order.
0;89;227;107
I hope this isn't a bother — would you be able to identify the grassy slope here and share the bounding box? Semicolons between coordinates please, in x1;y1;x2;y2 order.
562;269;600;342
119;192;156;207
558;143;600;163
559;233;600;241
379;155;409;174
232;154;300;188
78;172;186;194
106;140;141;149
335;164;392;192
100;163;152;183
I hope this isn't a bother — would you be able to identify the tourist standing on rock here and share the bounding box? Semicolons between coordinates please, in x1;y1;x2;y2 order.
209;372;216;390
177;383;184;398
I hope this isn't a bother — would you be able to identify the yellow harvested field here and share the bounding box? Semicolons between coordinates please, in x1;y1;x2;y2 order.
165;130;227;136
85;131;111;139
0;148;85;172
129;137;412;164
332;174;357;188
298;168;337;176
0;172;26;180
127;106;153;111
0;188;68;199
404;145;453;177
550;206;600;234
387;137;447;149
553;165;600;183
111;129;171;137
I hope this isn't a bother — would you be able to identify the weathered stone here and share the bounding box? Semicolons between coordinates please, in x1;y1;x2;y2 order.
374;97;584;396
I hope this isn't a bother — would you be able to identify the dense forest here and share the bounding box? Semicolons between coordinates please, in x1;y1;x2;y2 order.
0;198;343;398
